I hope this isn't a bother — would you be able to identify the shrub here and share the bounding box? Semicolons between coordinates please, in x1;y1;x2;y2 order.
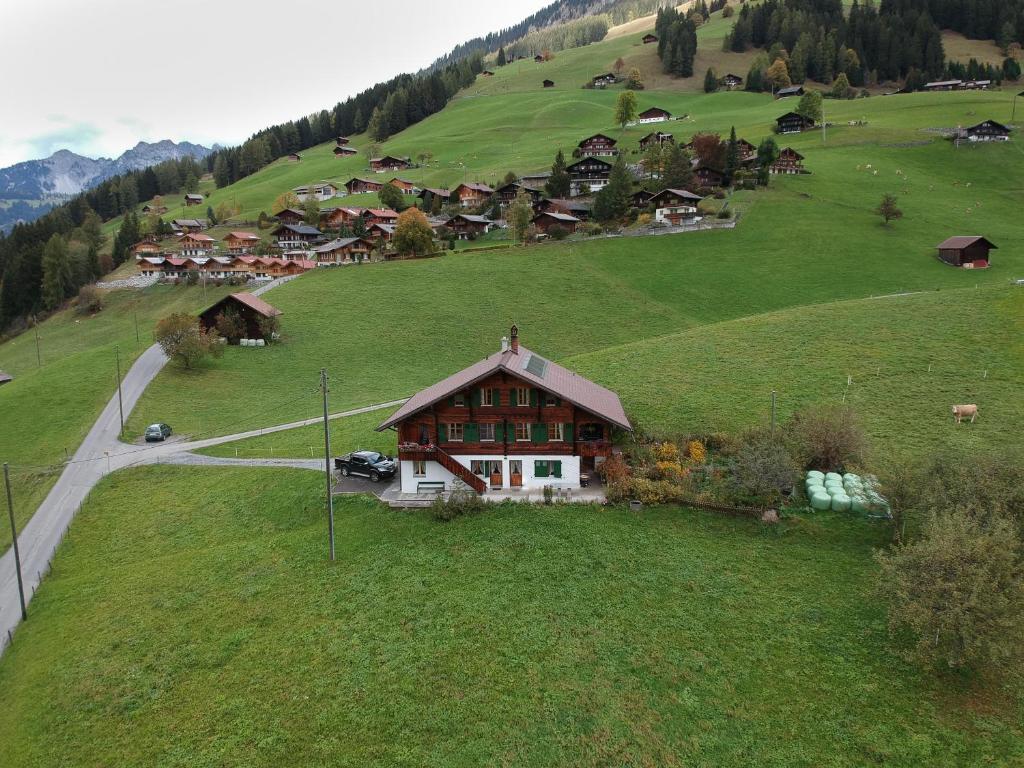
728;433;799;506
547;224;569;241
581;222;603;237
716;208;732;219
652;460;687;483
76;284;103;314
155;313;223;369
607;477;692;505
652;441;680;463
636;212;652;226
98;252;114;275
787;404;867;471
184;269;200;286
596;453;630;485
431;489;486;521
687;439;707;463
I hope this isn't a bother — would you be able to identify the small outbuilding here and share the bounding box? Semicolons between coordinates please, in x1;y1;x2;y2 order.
199;292;282;339
935;236;996;268
543;79;555;88
642;33;658;44
0;371;13;386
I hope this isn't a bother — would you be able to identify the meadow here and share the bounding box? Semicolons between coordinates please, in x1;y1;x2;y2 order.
0;465;1020;767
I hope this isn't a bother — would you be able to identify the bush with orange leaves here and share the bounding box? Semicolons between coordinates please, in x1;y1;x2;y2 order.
687;439;707;464
652;441;680;463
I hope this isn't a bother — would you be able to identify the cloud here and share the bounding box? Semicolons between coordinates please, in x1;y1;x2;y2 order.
25;122;104;159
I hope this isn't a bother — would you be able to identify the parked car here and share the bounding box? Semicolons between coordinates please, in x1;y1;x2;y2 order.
144;423;172;442
334;450;396;482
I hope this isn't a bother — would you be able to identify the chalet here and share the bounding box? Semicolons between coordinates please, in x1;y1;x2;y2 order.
364;208;399;227
721;73;743;89
637;107;671;123
693;165;725;188
776;111;813;134
272;223;324;249
310;237;375;264
345;177;384;195
536;198;591;220
367;222;395;242
770;147;804;174
388;177;419;194
273;208;306;225
443;214;493;239
642;33;658;44
632;189;654;208
184;193;203;206
132;240;162;258
543;79;555;88
177;232;216;257
567;157;613;196
320;207;364;229
532;211;580;235
534;54;545;63
238;256;315;279
333;145;358;157
203;256;251;280
649;188;704;224
963;79;991;90
222;231;261;254
520;172;551;188
369;155;412;173
935;236;996;268
575;133;618;158
452;182;494;208
293;182;338;202
776;85;804;98
481;70;495;77
593;72;616;87
493;182;542;207
959;120;1011;142
923;79;962;91
417;187;452;207
287;153;301;162
199;293;282;339
170;218;205;233
336;136;350;146
639;131;674;150
141;204;168;215
377;325;632;495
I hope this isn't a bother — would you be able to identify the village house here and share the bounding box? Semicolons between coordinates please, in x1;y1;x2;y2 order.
336;136;350;146
736;138;758;164
184;193;204;206
273;208;306;225
443;214;494;239
520;173;551;189
637;107;672;123
141;203;168;215
639;131;674;150
776;85;805;98
451;182;494;208
567;157;613;196
376;325;632;495
199;293;282;340
287;153;301;162
311;237;375;264
333;145;358;157
493;182;542;207
632;189;654;208
388;178;419;194
344;177;384;195
958;120;1011;142
369;155;412;173
721;73;743;89
532;211;580;235
962;79;991;90
364;208;400;227
320;207;364;229
293;182;339;202
693;164;725;188
131;240;162;259
367;222;395;243
272;223;324;249
543;79;555;88
935;236;996;268
642;33;658;44
776;111;813;134
417;187;452;206
536;198;591;220
574;133;618;158
648;188;704;224
177;232;216;257
592;72;617;87
240;256;315;279
170;218;205;234
221;231;261;254
923;79;962;91
770;147;805;174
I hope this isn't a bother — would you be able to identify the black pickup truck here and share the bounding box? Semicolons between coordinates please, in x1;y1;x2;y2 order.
334;451;397;482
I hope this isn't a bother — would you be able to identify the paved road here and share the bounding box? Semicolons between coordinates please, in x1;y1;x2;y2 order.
0;275;393;654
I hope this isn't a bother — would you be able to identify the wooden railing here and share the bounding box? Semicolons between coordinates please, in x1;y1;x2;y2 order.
399;444;486;494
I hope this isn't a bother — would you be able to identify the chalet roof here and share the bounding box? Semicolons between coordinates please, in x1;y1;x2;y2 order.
776;111;805;121
649;188;704;204
216;292;283;318
966;119;1010;133
578;133;617;147
223;231;260;241
293;182;336;192
778;147;804;159
723;73;743;80
776;85;804;96
376;341;632;432
418;187;451;197
388;177;415;185
924;79;962;88
368;223;396;233
542;198;591;212
593;72;615;80
446;214;492;224
345;177;382;187
370;155;411;163
567;157;613;171
172;218;204;227
534;211;580;223
179;232;215;242
273;208;305;218
454;182;494;193
273;223;322;236
312;237;372;253
639;106;671;117
184;193;203;200
365;208;399;218
333;145;357;153
935;236;997;250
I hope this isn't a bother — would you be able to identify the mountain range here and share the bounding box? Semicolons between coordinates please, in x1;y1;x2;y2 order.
0;140;214;231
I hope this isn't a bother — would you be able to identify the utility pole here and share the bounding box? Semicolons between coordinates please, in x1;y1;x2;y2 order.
1013;90;1024;123
115;346;125;437
4;463;27;621
770;390;777;438
321;368;335;561
134;307;140;344
34;324;41;368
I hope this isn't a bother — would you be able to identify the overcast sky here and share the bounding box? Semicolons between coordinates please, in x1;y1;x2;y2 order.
0;0;550;167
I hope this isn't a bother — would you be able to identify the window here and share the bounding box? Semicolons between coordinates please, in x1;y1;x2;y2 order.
515;422;531;441
453;393;465;407
550;423;564;442
516;387;530;407
545;393;557;407
480;423;495;442
481;388;494;406
448;423;464;442
413;461;426;477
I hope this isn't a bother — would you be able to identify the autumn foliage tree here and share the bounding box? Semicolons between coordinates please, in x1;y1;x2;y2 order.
155;313;223;369
393;208;435;256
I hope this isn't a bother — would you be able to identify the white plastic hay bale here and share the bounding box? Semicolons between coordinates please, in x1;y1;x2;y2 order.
825;472;843;483
256;339;266;347
807;470;824;481
806;484;826;497
811;492;832;511
843;473;860;484
831;494;852;512
851;495;870;514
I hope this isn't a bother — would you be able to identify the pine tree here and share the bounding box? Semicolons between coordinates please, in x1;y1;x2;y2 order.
662;142;694;190
545;150;571;198
593;155;633;223
497;46;507;66
41;234;73;310
704;67;719;92
756;137;779;185
723;126;740;187
207;205;218;226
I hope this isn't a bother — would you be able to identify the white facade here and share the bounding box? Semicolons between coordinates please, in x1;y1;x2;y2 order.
399;454;581;494
294;183;338;202
655;205;697;223
569;179;608;196
637;113;669;124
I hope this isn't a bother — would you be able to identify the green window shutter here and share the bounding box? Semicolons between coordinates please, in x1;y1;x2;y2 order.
465;422;479;442
492;388;501;406
552;460;562;478
494;422;504;442
555;397;562;406
447;396;455;407
529;388;538;407
564;423;573;442
532;423;548;443
438;424;447;442
534;460;549;478
511;388;517;406
472;388;481;407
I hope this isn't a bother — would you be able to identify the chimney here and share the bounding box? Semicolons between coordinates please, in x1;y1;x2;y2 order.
510;324;519;354
500;335;509;352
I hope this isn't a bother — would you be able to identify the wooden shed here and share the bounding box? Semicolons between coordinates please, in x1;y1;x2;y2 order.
935;236;996;268
199;293;282;339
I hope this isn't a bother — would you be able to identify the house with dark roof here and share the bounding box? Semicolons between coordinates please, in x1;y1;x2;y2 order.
532;211;580;234
770;147;805;174
199;293;282;340
958;120;1011;142
442;214;494;239
923;79;962;91
452;182;494;208
642;33;658;44
536;198;592;220
333;145;358;157
776;85;805;98
336;136;350;146
376;325;631;494
776;111;812;134
417;187;452;206
637;106;672;123
693;164;725;188
567;157;613;196
272;223;324;249
184;193;204;206
649;189;704;224
592;72;617;87
273;208;306;225
369;155;412;173
345;177;384;195
493;182;543;207
639;131;674;150
574;133;618;158
935;236;996;268
287;153;302;162
543;79;555;88
721;73;743;89
310;237;375;264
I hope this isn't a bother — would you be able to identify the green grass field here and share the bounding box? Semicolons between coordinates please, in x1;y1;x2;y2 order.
0;466;1020;767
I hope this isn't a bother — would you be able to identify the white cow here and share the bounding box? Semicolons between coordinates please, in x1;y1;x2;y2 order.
951;404;978;424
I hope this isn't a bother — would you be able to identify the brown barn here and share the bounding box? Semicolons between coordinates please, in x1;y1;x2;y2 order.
543;79;555;88
274;208;306;225
388;177;418;193
443;214;493;239
287;153;301;162
369;155;412;173
333;145;358;157
935;236;996;268
639;131;674;150
311;237;375;264
532;211;580;234
693;165;724;188
452;182;494;208
642;33;658;44
345;177;384;195
199;293;282;339
222;231;261;254
336;136;350;146
131;240;161;258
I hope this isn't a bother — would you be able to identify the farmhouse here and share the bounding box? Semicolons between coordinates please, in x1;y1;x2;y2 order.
721;73;743;89
376;325;631;495
293;182;338;202
333;145;358;157
962;79;991;90
637;107;671;123
177;232;216;257
364;208;400;227
567;157;613;196
543;79;555;88
642;33;658;44
593;72;616;87
923;79;962;91
170;218;205;233
366;222;395;242
388;178;419;194
222;231;261;254
452;182;494;208
648;189;703;224
344;177;384;195
693;164;725;188
141;204;167;214
417;187;452;206
199;293;282;339
273;208;306;225
632;189;654;207
443;214;493;239
770;147;805;174
639;131;674;150
183;193;203;206
959;120;1011;142
575;133;618;158
532;211;580;234
369;155;412;173
935;236;996;268
536;198;591;220
310;237;375;264
272;223;324;249
494;182;542;207
776;85;805;98
336;136;350;146
736;138;758;163
131;240;161;258
776;111;813;134
520;173;551;188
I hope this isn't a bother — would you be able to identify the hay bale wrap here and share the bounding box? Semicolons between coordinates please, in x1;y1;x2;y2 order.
811;492;832;511
825;472;843;483
831;494;852;512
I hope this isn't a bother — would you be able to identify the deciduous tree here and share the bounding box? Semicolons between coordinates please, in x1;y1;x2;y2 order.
614;90;638;128
875;193;903;226
155;313;222;369
393;207;435;256
507;189;534;244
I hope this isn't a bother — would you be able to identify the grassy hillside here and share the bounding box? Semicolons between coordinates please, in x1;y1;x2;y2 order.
0;466;1020;767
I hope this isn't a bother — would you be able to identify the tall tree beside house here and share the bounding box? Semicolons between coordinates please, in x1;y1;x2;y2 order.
545;150;571;199
207;205;218;226
497;46;506;66
155;314;223;369
756;137;779;185
704;67;719;92
378;182;406;212
393;208;435;256
723;127;740;187
766;58;792;89
796;90;823;124
875;193;903;226
41;234;73;310
593;155;633;223
111;210;140;267
273;192;300;213
614;90;638;129
642;143;664;186
507;189;534;244
302;196;320;226
661;142;694;190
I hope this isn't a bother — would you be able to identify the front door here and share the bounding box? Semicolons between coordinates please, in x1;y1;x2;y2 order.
509;460;523;487
488;461;503;489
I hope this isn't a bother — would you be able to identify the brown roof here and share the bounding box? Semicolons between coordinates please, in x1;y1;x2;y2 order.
226;292;283;318
936;236;997;250
224;231;260;241
0;371;13;385
376;341;631;431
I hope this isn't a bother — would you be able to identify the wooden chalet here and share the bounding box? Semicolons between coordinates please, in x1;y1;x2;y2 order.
935;236;996;268
287;153;301;162
293;182;338;202
693;165;725;188
333;145;358;157
567;157;613;195
520;173;550;188
493;182;542;207
199;293;282;339
536;198;591;220
638;106;671;123
274;208;305;225
377;325;631;495
632;189;654;208
532;211;580;234
369;155;412;173
364;208;399;227
736;138;758;164
721;73;743;89
543;79;555;88
776;85;804;98
770;147;804;174
959;120;1011;142
417;187;452;206
642;33;658;44
178;232;216;256
367;222;395;243
345;177;383;195
320;207;363;229
452;182;494;208
442;214;493;240
592;72;616;87
132;240;162;258
184;193;204;206
388;177;419;194
141;203;168;214
923;79;962;91
272;223;324;249
336;136;350;146
574;133;618;158
240;256;315;278
649;188;703;224
222;231;261;254
171;218;205;233
311;237;375;264
639;131;674;150
776;111;813;134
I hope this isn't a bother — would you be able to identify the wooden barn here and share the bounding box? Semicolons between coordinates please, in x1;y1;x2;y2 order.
642;33;658;44
575;133;618;158
273;208;305;225
721;73;743;89
639;131;674;150
183;193;204;206
369;155;412;173
532;211;580;234
333;145;358;157
770;147;805;174
776;85;804;98
638;106;672;123
442;214;493;239
287;153;301;162
452;182;494;208
776;112;812;134
388;178;419;194
543;79;555;88
199;293;282;339
345;177;384;195
935;236;996;268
